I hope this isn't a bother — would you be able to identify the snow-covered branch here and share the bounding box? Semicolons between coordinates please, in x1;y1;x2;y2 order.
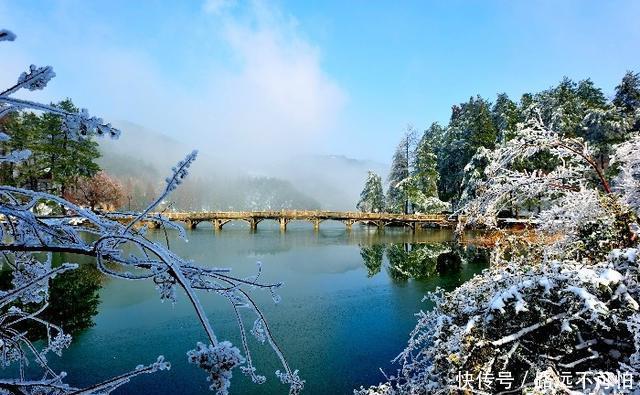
0;29;301;395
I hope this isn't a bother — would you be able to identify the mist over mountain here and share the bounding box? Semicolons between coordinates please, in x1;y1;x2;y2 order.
98;122;387;211
261;155;388;210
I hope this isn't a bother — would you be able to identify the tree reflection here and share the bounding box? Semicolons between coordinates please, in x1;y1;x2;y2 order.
360;242;489;281
359;244;385;277
41;263;102;335
0;260;102;339
386;243;449;281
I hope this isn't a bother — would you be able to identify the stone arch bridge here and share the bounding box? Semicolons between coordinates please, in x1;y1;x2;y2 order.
150;210;452;232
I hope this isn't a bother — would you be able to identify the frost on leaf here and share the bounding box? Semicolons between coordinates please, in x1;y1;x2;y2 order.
42;332;73;357
275;369;305;394
0;29;16;42
250;318;266;344
153;272;177;303
165;150;198;192
17;65;56;91
61;108;121;140
11;253;52;304
187;341;245;394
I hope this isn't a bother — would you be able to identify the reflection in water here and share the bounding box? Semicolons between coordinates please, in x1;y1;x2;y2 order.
387;243;449;281
360;242;490;281
43;262;102;335
0;258;102;339
359;244;385;277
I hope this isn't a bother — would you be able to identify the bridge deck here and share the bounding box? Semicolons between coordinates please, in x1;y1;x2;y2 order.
152;210;452;231
163;210;446;221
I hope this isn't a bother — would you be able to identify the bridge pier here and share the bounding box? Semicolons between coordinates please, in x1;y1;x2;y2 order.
185;220;198;230
247;218;261;232
211;219;230;231
279;218;290;232
344;219;355;231
312;218;321;231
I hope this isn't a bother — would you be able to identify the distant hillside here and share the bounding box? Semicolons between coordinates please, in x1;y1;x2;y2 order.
262;154;388;210
98;121;387;211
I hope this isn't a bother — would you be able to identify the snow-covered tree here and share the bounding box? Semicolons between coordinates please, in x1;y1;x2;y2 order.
404;131;449;213
386;126;416;214
492;93;521;143
614;71;640;132
357;171;385;213
437;96;498;202
357;109;640;394
0;30;302;395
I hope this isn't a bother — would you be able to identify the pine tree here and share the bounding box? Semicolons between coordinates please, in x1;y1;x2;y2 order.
412;132;439;197
534;77;608;139
404;128;449;213
39;99;101;195
437;96;498;203
576;78;607;109
0;99;101;194
0;112;42;189
357;171;385;212
387;126;416;213
492;93;520;143
613;71;640;131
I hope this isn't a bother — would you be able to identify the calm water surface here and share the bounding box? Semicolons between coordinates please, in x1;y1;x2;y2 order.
45;222;488;394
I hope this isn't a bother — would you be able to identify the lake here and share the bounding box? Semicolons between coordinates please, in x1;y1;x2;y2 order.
42;222;489;394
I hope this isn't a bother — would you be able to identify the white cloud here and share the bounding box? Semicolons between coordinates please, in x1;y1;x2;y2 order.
203;0;237;14
198;1;347;156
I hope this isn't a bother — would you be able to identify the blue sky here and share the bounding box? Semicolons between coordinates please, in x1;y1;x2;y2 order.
1;0;639;164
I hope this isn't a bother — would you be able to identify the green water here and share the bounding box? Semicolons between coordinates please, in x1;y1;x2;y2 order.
41;222;489;394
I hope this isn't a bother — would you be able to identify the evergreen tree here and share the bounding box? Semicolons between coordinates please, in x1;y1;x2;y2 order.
0;112;42;189
386;126;416;213
356;171;385;212
405;127;449;213
412;131;439;197
613;71;640;131
492;93;520;143
536;77;582;137
576;78;607;109
437;96;498;203
38;99;101;195
0;99;100;194
534;77;608;139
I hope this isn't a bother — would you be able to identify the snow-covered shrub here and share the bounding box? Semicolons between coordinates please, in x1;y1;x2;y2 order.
360;254;639;393
0;30;301;394
612;135;640;216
